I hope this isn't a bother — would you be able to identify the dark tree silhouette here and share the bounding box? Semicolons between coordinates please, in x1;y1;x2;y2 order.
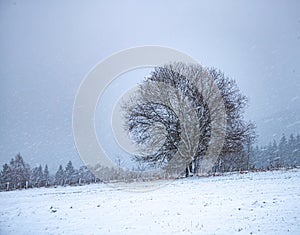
123;63;256;175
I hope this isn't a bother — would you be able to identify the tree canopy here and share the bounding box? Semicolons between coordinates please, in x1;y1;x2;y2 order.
123;62;256;175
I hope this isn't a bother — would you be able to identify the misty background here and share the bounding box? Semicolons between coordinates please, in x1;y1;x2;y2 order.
1;0;299;172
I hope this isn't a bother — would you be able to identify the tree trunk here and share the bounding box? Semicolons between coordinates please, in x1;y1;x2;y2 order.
185;162;193;177
194;158;199;175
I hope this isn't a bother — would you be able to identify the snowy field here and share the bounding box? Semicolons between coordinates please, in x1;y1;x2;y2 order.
0;169;299;235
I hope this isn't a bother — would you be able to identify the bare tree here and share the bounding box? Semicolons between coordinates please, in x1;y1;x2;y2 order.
123;62;256;176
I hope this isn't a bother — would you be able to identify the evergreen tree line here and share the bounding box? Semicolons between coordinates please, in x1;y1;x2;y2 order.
0;154;97;191
249;133;300;170
1;133;299;191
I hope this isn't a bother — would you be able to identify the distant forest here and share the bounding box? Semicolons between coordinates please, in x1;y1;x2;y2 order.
1;133;299;191
250;133;300;170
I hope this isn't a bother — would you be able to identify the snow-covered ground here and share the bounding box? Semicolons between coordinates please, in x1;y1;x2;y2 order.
1;169;299;235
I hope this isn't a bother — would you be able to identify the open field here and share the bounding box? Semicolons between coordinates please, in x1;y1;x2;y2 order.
1;169;299;235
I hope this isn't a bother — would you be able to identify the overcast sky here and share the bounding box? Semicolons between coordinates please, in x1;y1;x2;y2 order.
1;0;299;172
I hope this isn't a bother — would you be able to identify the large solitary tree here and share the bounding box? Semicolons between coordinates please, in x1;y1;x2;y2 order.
123;62;256;176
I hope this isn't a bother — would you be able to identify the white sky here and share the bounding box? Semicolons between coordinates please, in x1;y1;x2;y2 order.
0;0;299;171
